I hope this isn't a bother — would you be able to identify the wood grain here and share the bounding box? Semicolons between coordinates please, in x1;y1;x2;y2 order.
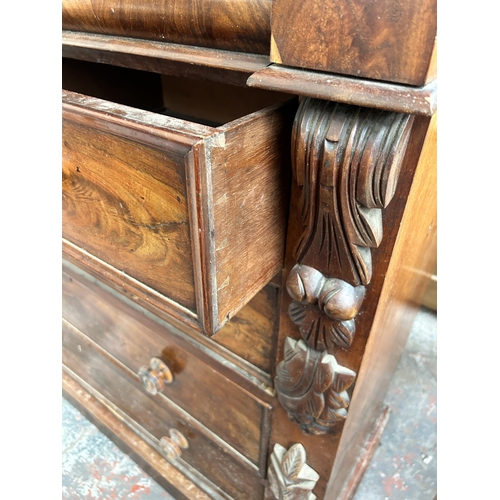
63;31;270;87
63;63;294;335
210;100;296;327
62;0;272;55
269;112;433;498
62;323;265;499
270;0;437;86
62;114;198;312
247;65;437;116
62;267;270;468
213;282;279;374
326;113;437;499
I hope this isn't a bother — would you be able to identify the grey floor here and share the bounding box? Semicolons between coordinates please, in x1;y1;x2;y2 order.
62;307;437;500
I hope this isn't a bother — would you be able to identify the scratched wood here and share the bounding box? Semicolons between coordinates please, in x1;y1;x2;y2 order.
62;60;294;335
270;0;437;86
62;115;198;312
62;267;270;467
62;0;272;55
62;323;265;499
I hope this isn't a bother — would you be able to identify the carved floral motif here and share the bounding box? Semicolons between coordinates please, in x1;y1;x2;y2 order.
275;338;356;435
286;264;365;350
268;443;319;500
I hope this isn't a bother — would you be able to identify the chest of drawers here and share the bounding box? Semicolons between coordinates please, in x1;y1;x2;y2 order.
62;1;436;498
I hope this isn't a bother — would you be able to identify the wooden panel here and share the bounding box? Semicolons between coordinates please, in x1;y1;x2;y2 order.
213;283;279;374
211;100;296;326
62;322;265;499
268;109;433;499
247;65;437;116
62;0;272;55
326;113;437;499
271;0;437;86
62;268;269;467
62;116;197;313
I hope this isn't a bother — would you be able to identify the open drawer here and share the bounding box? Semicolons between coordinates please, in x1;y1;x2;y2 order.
62;59;295;335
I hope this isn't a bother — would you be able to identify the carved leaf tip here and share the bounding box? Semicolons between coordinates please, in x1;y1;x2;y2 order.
282;443;306;479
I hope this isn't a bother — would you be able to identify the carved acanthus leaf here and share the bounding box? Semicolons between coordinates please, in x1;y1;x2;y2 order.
268;443;319;500
292;98;414;286
275;338;357;435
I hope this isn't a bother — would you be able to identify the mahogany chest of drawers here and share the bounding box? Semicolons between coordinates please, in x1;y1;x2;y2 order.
62;1;437;498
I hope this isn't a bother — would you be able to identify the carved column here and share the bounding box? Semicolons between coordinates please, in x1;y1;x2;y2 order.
275;98;414;435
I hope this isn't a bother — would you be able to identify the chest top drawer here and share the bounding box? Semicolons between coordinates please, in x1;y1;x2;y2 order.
62;59;295;336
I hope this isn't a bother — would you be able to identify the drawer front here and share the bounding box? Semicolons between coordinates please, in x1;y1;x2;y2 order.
62;115;197;314
62;65;294;336
62;266;271;469
62;320;265;500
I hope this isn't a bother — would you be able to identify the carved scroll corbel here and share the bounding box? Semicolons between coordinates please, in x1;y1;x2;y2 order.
275;98;414;434
268;442;320;500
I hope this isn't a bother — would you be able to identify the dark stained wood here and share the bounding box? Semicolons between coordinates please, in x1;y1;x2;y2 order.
62;254;276;395
63;31;270;87
62;111;198;313
213;282;279;374
269;110;433;498
160;75;292;127
62;323;265;499
325;113;437;499
62;64;294;335
62;267;271;468
270;0;437;86
62;0;272;55
247;65;437;116
62;372;214;500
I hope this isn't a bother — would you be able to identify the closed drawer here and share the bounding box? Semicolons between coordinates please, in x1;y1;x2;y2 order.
62;320;265;499
62;59;294;335
62;264;272;471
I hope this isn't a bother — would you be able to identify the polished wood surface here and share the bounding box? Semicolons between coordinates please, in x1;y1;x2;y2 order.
62;0;272;55
62;105;198;312
270;0;437;86
248;65;437;116
213;282;279;374
62;323;265;499
62;266;271;468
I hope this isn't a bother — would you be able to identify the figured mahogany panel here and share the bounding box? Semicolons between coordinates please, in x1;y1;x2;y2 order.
271;0;437;86
62;116;197;313
62;268;270;468
62;322;265;499
62;0;272;55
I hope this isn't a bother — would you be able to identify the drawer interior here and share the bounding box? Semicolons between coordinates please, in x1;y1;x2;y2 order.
62;58;290;126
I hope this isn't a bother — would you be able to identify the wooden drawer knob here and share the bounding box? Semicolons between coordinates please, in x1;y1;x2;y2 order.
138;357;174;395
159;429;189;461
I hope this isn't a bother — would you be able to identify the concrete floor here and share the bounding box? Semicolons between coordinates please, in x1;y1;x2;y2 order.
62;307;437;500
